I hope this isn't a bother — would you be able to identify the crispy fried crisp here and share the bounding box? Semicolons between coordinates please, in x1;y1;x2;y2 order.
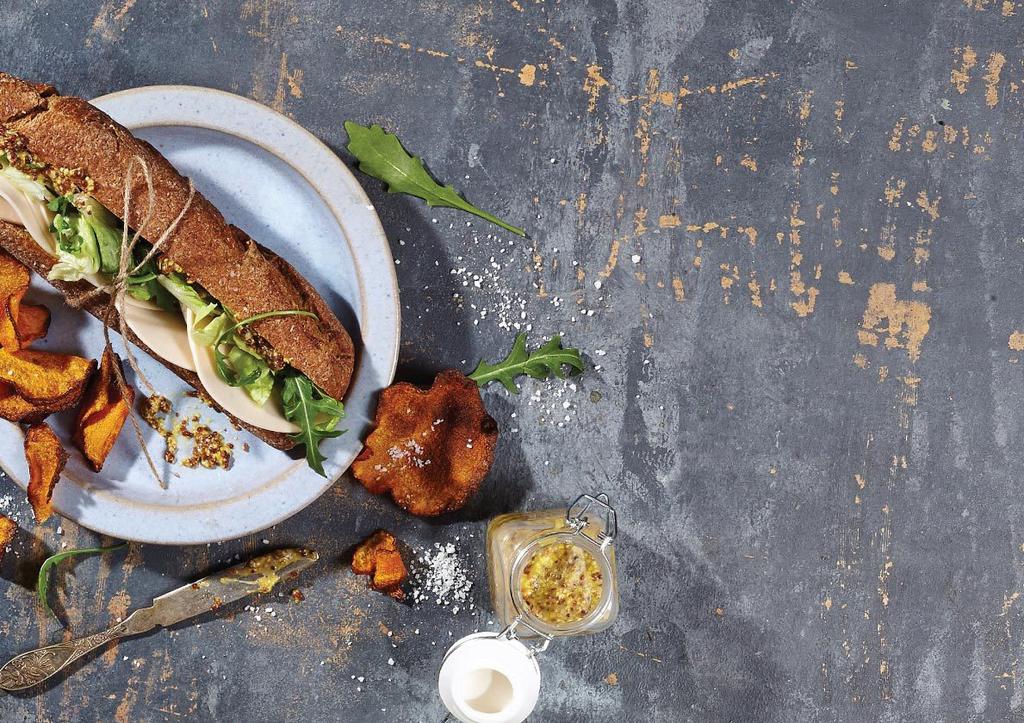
0;251;30;351
14;302;49;346
0;348;95;402
352;370;498;516
25;422;67;523
0;381;84;424
73;349;134;472
352;530;408;599
0;515;14;562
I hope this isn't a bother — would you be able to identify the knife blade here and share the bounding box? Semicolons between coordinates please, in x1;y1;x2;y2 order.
133;546;319;630
0;547;318;691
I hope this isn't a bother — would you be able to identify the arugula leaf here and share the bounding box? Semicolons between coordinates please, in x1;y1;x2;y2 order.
468;333;584;393
344;121;525;237
37;543;126;619
280;371;345;477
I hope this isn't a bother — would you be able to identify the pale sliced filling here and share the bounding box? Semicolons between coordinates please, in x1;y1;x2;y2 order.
0;174;297;433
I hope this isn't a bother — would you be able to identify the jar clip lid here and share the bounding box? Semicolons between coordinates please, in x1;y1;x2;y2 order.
566;492;617;548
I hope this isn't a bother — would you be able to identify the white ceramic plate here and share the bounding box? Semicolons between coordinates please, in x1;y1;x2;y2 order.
0;86;400;544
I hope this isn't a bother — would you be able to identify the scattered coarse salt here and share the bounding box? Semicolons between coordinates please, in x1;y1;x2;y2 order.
409;542;473;609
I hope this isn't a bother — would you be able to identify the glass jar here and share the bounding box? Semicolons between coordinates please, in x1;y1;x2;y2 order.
486;493;619;638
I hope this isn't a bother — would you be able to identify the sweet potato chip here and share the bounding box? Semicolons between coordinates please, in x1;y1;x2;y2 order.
0;348;95;402
0;251;30;351
25;422;68;523
352;530;408;599
352;370;498;516
0;515;14;562
73;349;134;472
14;303;49;347
0;375;89;424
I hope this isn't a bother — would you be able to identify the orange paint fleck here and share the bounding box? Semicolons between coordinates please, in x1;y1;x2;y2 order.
584;64;610;112
889;118;906;152
798;91;813;121
659;214;681;228
599;237;621;278
916;191;941;221
984;52;1006;107
1009;331;1024;350
518;63;537;86
740;155;758;172
951;46;977;94
884;177;906;205
672;276;685;302
748;274;763;308
838;271;855;285
860;283;932;362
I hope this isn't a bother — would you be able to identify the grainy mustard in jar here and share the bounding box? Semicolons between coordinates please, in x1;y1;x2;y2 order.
487;493;620;638
519;542;603;624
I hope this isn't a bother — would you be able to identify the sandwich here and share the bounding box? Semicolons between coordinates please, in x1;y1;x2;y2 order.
0;73;355;475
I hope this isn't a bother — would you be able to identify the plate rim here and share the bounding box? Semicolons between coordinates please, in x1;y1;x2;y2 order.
0;84;400;544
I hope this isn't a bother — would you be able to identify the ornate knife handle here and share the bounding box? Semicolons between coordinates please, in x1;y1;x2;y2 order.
0;618;134;691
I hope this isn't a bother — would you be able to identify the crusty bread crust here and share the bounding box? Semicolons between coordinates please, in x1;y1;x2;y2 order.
0;219;296;450
0;73;354;401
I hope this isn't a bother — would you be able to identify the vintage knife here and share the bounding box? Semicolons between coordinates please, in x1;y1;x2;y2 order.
0;547;318;691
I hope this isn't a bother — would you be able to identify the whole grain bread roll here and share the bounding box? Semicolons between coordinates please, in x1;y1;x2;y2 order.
0;219;308;450
0;72;354;403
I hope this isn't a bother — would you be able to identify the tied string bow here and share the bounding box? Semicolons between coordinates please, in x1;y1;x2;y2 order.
67;155;195;489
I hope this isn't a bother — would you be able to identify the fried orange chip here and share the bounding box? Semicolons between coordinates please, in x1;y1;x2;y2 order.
25;422;68;523
73;350;134;472
0;375;90;424
0;515;15;562
0;348;95;402
352;530;408;599
352;370;498;516
0;251;30;351
14;303;49;347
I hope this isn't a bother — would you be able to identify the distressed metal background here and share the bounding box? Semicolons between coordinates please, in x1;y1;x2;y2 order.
1;0;1023;720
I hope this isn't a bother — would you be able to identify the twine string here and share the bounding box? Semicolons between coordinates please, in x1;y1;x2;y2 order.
67;155;195;489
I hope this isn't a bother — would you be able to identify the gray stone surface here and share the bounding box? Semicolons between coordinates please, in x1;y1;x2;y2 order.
1;0;1023;720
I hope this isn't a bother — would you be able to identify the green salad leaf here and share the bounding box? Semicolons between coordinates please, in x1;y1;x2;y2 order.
37;543;127;619
344;121;525;237
468;333;584;393
158;273;217;322
77;195;122;274
125;263;179;312
281;371;345;477
207;309;317;387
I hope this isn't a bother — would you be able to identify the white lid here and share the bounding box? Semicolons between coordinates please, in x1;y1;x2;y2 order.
438;632;541;723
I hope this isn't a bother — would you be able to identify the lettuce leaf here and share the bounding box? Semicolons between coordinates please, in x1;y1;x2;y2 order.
157;273;217;322
77;195;122;274
0;163;53;203
49;245;100;281
46;194;103;282
191;312;231;347
226;346;273;405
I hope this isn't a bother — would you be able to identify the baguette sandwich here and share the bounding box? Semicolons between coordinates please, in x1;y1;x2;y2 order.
0;73;355;475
